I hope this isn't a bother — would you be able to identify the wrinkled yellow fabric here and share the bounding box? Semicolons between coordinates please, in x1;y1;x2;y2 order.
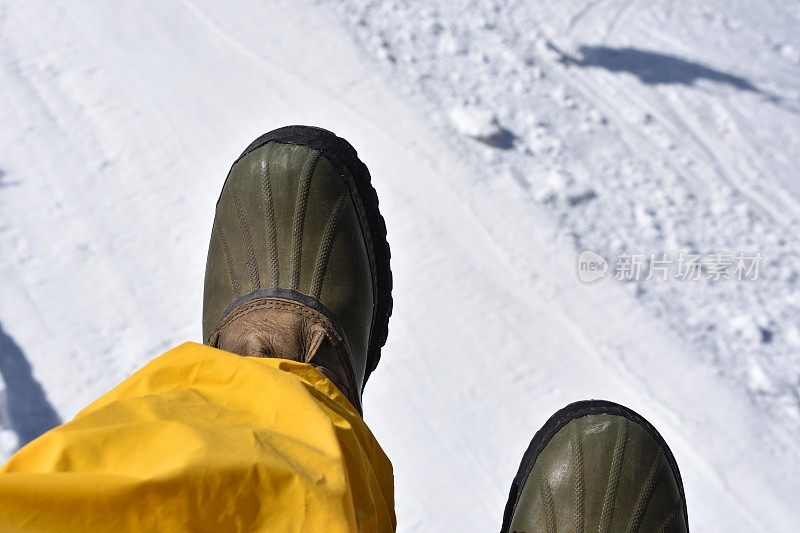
0;342;395;532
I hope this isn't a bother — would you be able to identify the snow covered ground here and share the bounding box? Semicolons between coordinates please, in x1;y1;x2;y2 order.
0;0;798;531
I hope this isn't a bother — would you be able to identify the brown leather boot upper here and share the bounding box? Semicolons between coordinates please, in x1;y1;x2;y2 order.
208;294;360;410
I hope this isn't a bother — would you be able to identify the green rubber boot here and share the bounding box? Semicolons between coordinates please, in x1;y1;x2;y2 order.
202;126;392;413
501;400;689;533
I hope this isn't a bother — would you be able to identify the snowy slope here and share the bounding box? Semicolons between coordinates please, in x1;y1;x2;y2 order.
0;0;798;531
325;0;800;423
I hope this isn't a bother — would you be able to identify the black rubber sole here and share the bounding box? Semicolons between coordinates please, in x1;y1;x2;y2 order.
230;125;392;386
500;400;689;533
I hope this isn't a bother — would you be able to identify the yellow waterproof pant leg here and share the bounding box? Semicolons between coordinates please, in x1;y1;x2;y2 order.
0;342;395;532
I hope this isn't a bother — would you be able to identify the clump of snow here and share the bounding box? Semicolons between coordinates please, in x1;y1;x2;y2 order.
530;169;569;202
448;105;497;138
728;314;763;345
746;358;775;394
448;104;512;148
784;325;800;349
777;43;800;63
437;31;467;56
525;126;562;156
551;85;578;110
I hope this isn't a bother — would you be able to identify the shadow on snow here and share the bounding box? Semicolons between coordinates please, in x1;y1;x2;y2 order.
566;45;760;91
0;321;61;447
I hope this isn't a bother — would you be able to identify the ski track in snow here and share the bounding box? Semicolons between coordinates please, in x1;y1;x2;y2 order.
0;0;798;531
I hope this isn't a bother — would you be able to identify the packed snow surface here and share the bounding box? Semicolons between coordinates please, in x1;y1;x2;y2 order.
1;0;799;531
